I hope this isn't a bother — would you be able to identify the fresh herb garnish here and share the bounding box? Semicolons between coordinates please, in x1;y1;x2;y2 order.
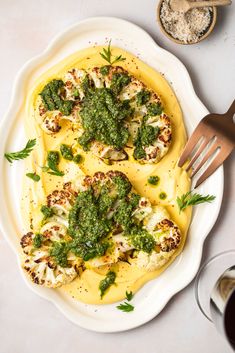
99;40;126;65
26;172;40;182
4;139;36;163
33;233;43;248
60;144;82;164
126;291;134;301
177;191;216;212
99;271;116;299
148;175;160;186
44;151;64;177
116;302;134;312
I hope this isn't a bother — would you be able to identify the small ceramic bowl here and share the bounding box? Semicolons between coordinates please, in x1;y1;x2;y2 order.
157;0;217;45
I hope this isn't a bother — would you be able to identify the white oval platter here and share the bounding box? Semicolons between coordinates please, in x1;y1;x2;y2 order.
0;17;223;333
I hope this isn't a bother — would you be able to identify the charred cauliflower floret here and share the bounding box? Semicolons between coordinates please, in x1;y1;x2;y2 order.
21;222;81;288
133;206;181;271
46;188;75;218
132;197;153;221
36;62;172;164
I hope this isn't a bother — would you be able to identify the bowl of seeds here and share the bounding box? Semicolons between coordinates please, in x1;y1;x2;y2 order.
157;0;217;44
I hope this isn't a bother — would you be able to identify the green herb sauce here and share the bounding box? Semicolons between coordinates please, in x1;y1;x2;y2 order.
112;175;132;198
40;79;74;116
67;175;155;262
50;242;68;267
68;188;112;260
41;205;54;219
110;72;131;94
73;154;82;164
134;118;159;160
147;102;163;116
100;65;110;76
33;233;43;248
60;144;73;160
136;89;150;106
73;88;80;98
40;205;54;225
148;175;160;186
78;73;133;151
99;271;116;298
129;226;155;253
159;192;167;200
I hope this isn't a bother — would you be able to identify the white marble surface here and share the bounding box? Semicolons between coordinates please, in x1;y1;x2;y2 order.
0;1;234;352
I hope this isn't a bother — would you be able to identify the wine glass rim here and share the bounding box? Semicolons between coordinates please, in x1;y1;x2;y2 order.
195;249;235;322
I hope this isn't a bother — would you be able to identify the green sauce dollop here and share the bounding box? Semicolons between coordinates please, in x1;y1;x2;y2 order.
60;144;73;161
159;192;167;200
99;271;116;298
148;175;160;186
40;79;74;116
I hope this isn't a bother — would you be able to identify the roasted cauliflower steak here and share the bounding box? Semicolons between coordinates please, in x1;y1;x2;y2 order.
21;171;181;288
36;65;172;164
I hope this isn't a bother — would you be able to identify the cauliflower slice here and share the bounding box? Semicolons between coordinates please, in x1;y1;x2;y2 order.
134;206;181;271
64;68;87;100
132;197;152;222
113;233;134;253
23;251;78;287
46;189;75;218
21;223;81;288
36;64;172;164
39;110;63;134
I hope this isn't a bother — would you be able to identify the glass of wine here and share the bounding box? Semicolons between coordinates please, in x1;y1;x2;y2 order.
195;250;235;350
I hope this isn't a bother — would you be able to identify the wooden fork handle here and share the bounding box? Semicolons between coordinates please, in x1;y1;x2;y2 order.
226;99;235;120
189;0;232;8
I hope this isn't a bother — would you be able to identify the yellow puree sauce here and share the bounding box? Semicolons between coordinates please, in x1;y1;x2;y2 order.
21;46;192;304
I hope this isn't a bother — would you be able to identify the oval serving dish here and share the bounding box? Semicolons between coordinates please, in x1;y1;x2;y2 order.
0;17;223;332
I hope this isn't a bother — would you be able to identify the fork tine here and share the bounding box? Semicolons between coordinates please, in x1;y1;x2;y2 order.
178;125;204;167
186;136;211;171
194;146;233;188
191;142;219;178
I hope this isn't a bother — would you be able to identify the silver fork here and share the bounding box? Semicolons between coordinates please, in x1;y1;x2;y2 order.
178;100;235;188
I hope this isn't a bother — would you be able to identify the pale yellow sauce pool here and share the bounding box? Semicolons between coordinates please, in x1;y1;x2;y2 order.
21;46;191;304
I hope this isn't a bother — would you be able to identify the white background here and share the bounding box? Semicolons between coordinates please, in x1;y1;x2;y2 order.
0;1;234;352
